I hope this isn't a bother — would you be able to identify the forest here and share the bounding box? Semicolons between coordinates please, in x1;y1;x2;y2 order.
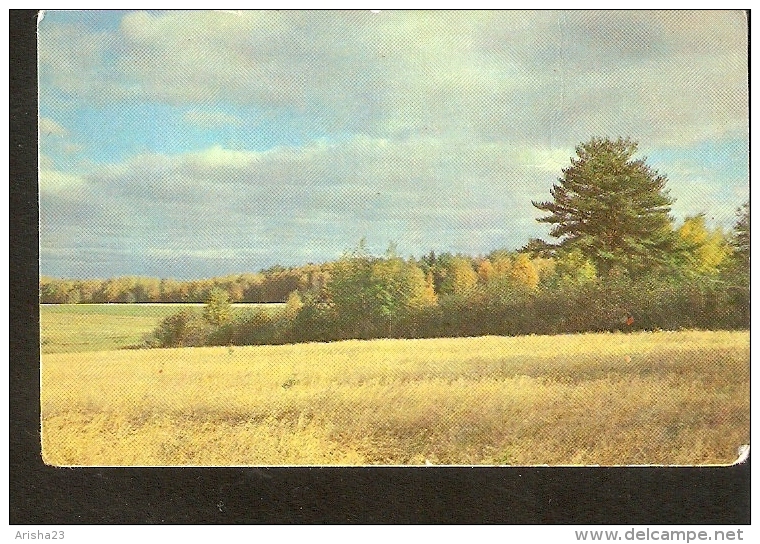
40;138;750;347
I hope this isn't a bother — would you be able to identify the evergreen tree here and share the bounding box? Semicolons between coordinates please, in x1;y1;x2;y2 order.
731;202;750;266
532;137;681;276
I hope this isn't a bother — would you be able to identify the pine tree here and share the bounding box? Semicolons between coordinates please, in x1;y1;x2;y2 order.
532;137;681;276
732;202;750;266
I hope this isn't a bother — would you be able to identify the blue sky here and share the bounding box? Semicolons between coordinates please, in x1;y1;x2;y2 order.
38;10;749;279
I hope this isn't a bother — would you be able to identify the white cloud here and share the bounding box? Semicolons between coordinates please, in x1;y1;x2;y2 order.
36;10;749;276
39;132;748;276
146;247;268;260
38;21;117;99
185;145;261;169
39;117;68;137
38;135;566;273
38;10;748;148
669;178;748;230
39;169;86;194
38;117;84;160
39;153;55;169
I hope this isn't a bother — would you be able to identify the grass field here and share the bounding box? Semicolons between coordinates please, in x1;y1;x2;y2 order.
40;330;749;466
40;303;284;353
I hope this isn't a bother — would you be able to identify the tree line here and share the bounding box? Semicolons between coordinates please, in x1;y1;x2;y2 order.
146;138;749;347
39;246;572;308
42;137;749;346
39;265;326;305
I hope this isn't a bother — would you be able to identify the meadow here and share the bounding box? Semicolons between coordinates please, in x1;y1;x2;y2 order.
40;329;749;466
40;303;284;353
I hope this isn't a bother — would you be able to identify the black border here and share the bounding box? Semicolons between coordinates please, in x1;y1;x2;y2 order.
11;9;750;524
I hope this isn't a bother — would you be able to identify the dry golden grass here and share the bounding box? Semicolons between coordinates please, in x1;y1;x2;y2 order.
41;330;749;466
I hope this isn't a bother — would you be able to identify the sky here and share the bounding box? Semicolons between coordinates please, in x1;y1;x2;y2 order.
38;10;749;279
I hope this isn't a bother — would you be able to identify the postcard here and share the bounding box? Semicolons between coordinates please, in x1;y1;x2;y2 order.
38;10;749;467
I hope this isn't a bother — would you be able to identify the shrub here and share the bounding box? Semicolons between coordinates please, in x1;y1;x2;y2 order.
229;309;288;346
152;309;212;347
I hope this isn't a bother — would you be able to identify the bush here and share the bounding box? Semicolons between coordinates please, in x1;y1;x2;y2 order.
287;302;340;343
229;309;283;345
152;309;212;347
146;269;748;350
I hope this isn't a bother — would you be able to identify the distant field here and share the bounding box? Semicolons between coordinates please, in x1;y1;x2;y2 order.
40;330;749;466
40;303;284;354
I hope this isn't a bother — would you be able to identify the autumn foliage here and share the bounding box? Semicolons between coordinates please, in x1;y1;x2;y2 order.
41;138;749;348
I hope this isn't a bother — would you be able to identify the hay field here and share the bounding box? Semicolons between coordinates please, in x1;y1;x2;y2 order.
41;330;749;466
40;303;284;353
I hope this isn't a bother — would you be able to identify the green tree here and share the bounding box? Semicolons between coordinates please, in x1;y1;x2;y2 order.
532;137;680;276
373;258;435;309
720;201;750;292
721;202;750;326
328;255;374;321
327;242;436;337
153;309;211;347
203;287;233;326
731;202;750;267
550;249;597;287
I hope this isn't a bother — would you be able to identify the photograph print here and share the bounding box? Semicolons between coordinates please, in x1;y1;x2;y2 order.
38;10;749;467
